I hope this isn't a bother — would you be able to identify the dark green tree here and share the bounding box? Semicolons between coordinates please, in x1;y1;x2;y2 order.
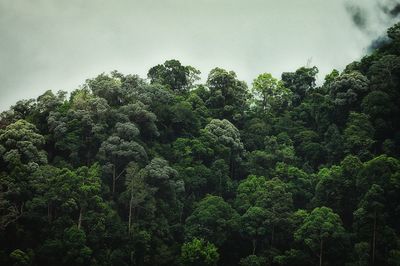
148;59;200;93
185;195;239;247
180;238;219;266
295;207;346;266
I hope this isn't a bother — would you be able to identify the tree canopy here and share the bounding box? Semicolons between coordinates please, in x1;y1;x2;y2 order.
1;21;400;266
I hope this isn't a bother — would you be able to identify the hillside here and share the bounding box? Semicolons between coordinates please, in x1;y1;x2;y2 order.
1;23;400;266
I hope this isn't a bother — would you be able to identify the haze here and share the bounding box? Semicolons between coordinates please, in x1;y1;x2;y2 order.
0;0;399;110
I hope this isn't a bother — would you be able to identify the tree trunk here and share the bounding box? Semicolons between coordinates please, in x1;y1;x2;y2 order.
229;153;235;180
218;173;221;196
112;164;116;194
372;209;377;265
47;203;51;222
252;239;257;255
271;224;275;248
128;197;133;233
179;199;184;223
319;239;323;266
78;207;83;229
130;251;135;266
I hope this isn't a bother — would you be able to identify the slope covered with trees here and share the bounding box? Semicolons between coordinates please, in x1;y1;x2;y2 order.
1;24;400;266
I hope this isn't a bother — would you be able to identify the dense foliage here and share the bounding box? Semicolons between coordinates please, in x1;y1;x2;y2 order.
1;24;400;266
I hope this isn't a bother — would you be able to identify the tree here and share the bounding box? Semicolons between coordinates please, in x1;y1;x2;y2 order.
324;69;339;86
204;119;243;152
323;124;344;163
0;120;47;168
9;249;32;266
240;206;269;255
30;164;103;230
29;165;73;223
206;67;250;121
368;55;400;94
353;185;385;265
0;120;47;229
256;178;293;248
361;91;397;141
122;162;155;233
313;156;360;228
264;134;297;167
119;102;159;140
294;129;326;168
239;255;266;266
387;22;400;40
62;226;92;265
281;66;318;106
356;155;400;237
140;158;182;212
86;72;129;106
74;164;102;229
357;155;400;193
274;163;312;209
98;133;147;195
328;71;369;121
3;99;36;124
185;195;239;247
169;100;201;137
147;59;200;93
295;90;334;134
236;176;293;249
294;207;346;266
133;157;184;264
203;119;244;179
252;73;292;112
31;90;66;133
47;96;110;165
235;175;269;213
350;242;370;266
344;112;375;158
180;238;219;266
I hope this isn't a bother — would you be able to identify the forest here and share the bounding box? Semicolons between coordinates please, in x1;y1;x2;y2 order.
1;23;400;266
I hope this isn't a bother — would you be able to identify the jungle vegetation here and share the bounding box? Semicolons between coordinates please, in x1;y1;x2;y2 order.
1;23;400;266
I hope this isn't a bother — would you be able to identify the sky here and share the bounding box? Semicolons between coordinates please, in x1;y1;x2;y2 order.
0;0;399;111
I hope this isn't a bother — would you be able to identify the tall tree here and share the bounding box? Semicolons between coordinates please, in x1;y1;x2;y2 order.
295;207;346;266
252;73;292;112
180;238;219;266
240;206;269;255
148;59;200;93
353;185;385;266
185;195;239;247
74;164;102;230
206;67;250;122
98;122;147;195
0;120;47;229
281;66;318;106
343;112;375;159
203;119;244;179
121;162;155;233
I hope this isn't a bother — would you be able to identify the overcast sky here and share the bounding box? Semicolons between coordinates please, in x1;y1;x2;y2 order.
1;0;399;110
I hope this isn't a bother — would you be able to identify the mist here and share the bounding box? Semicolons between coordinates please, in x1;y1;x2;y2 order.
0;0;399;111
